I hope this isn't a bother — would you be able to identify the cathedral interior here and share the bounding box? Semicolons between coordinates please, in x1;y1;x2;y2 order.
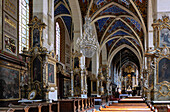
0;0;170;112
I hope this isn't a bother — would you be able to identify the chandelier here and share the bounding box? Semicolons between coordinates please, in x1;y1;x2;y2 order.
76;16;98;58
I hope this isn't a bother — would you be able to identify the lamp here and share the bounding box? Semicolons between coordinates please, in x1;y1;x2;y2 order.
77;16;98;58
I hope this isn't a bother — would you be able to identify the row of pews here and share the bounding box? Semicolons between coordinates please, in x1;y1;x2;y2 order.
58;97;95;112
0;97;95;112
0;102;57;112
93;97;157;112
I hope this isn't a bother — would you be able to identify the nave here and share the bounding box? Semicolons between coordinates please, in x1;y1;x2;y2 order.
0;0;170;112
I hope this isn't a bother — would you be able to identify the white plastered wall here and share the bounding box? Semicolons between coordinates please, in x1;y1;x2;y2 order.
157;0;170;19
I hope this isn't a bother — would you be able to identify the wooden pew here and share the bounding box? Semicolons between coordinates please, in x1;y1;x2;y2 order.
105;105;149;108
57;98;95;112
84;98;87;109
118;98;145;103
90;97;95;107
75;99;80;112
8;104;32;112
0;107;15;112
52;102;59;112
110;103;147;106
0;102;58;112
100;106;152;111
58;99;76;112
87;98;90;108
93;109;153;112
80;98;84;111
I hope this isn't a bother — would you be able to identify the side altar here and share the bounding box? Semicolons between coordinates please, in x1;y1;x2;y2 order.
20;16;58;101
145;16;170;102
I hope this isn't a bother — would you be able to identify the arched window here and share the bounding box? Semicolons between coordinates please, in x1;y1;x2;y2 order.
56;22;60;61
19;0;29;53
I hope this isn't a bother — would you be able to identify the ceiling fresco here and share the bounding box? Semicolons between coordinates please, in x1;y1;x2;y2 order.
54;0;148;68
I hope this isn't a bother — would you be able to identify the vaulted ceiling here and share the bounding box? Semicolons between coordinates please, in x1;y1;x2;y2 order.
54;0;72;38
54;0;148;68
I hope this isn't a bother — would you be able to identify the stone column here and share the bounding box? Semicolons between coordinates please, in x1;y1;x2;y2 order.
33;0;54;51
132;76;135;89
136;70;138;86
100;81;103;95
84;71;87;95
71;71;74;96
81;70;84;96
147;57;151;101
153;58;157;101
106;77;110;95
124;76;127;90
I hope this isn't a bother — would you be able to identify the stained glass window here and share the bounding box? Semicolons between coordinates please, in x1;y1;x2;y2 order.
56;22;60;61
19;0;29;53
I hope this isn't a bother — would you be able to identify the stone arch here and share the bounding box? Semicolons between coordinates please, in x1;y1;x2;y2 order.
68;0;83;50
108;44;142;70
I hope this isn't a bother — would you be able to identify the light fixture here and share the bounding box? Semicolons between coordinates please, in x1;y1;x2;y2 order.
76;16;98;58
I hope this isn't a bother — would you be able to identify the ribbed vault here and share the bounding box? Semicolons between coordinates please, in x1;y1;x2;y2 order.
54;0;148;74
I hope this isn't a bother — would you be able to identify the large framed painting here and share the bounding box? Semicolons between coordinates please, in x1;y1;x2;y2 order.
152;16;170;48
74;73;81;96
91;81;97;94
47;60;56;87
74;74;81;87
48;64;54;83
157;58;170;83
159;28;170;47
0;65;20;101
33;57;42;82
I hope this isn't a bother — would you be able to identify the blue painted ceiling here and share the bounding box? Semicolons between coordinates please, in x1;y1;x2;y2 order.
54;4;70;16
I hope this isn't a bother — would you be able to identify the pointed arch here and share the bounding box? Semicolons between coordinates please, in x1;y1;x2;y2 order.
108;44;142;69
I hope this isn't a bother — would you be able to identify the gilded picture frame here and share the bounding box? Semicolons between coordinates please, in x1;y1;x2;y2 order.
157;57;170;84
159;28;170;48
0;65;20;101
73;73;81;96
31;56;43;82
3;32;18;56
46;59;56;87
